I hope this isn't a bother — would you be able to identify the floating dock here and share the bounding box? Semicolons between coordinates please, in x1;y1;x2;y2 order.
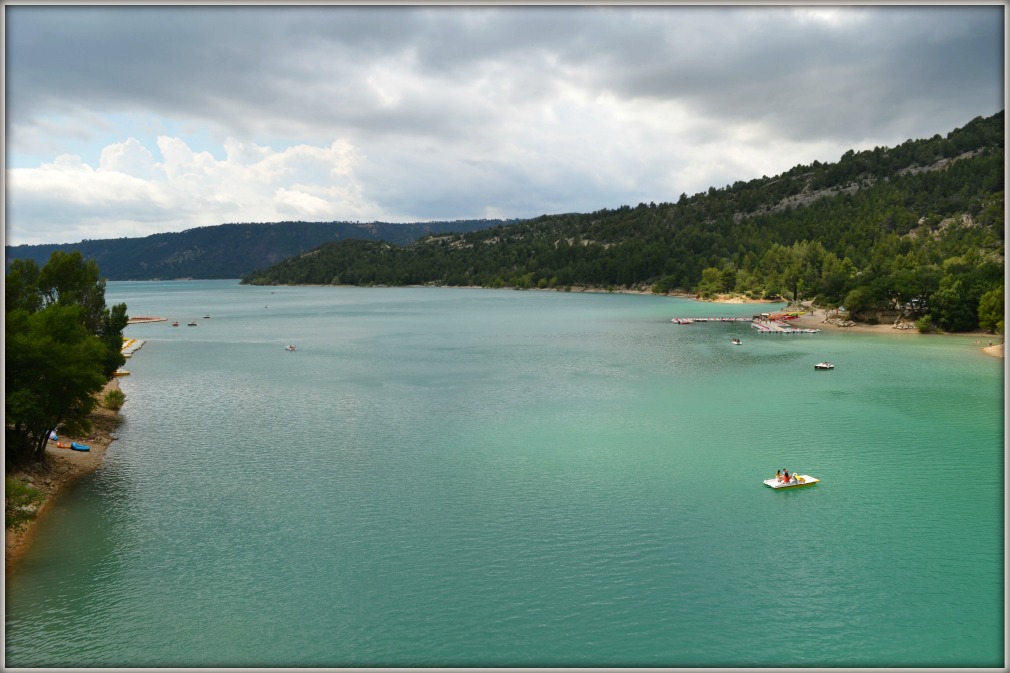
121;338;146;357
670;316;819;334
671;317;752;324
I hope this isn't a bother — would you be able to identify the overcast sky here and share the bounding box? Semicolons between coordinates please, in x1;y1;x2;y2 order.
4;3;1005;246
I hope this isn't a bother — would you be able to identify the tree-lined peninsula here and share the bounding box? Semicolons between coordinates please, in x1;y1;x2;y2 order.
242;111;1004;333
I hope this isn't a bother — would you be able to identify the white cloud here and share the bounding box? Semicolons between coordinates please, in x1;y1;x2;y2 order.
274;188;333;216
790;7;868;27
5;136;383;245
99;138;158;179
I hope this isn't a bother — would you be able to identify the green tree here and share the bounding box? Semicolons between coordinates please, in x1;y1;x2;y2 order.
696;267;724;297
98;302;130;378
977;286;1004;334
5;305;107;467
5;252;129;466
5;259;43;313
37;251;108;332
843;287;872;318
931;275;978;332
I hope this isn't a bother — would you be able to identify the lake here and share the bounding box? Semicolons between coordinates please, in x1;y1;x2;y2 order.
4;280;1004;667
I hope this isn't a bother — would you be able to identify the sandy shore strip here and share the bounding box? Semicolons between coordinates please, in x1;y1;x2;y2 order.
787;304;1004;357
5;378;124;575
982;342;1004;359
787;305;919;334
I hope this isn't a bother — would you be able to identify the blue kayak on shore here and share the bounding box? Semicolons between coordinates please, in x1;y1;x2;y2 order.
70;442;90;452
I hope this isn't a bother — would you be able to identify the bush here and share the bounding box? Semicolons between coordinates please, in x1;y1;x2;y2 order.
915;314;935;333
102;388;127;410
5;477;45;530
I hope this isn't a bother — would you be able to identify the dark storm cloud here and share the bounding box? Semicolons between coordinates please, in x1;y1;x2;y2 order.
7;5;1002;144
4;4;1004;245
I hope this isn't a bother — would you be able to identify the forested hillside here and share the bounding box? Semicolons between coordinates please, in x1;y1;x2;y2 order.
4;219;517;281
242;111;1004;333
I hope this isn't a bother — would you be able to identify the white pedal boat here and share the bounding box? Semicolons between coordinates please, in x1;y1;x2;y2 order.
764;475;820;489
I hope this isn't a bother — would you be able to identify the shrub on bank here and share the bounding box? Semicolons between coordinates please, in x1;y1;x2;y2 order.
5;477;45;530
916;314;935;333
102;388;126;411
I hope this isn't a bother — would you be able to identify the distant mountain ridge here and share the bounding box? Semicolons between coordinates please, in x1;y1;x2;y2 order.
4;219;520;280
238;111;1004;333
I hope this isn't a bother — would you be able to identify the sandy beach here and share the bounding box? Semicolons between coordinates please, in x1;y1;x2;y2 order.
787;304;1004;358
5;378;124;575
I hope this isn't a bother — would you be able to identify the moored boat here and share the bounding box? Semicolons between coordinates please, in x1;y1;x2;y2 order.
814;362;834;370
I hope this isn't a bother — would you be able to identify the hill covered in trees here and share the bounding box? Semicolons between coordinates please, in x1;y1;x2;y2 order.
4;219;519;281
242;111;1004;333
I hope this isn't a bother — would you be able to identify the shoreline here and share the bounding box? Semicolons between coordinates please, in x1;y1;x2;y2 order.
786;304;1004;358
5;378;124;575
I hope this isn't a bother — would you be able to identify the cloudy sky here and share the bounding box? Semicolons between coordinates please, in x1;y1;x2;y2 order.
4;4;1005;246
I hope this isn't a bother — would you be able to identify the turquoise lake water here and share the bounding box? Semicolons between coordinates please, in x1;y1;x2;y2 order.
5;280;1004;667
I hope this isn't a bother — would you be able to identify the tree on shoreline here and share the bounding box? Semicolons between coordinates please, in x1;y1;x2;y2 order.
5;252;129;468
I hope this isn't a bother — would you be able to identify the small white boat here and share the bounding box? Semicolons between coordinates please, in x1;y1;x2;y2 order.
814;362;834;370
285;345;297;351
731;337;742;345
187;321;198;326
764;474;820;489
